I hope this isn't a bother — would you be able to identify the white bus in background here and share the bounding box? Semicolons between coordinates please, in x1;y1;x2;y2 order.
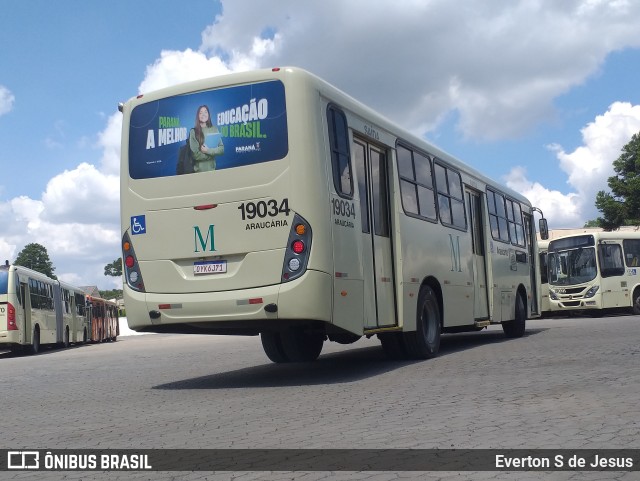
548;231;640;314
119;67;548;363
0;263;89;354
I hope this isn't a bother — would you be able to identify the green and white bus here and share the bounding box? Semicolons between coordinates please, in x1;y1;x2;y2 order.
119;67;548;362
548;230;640;314
0;263;89;354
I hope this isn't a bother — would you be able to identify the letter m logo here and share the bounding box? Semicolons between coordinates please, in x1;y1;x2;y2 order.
194;225;216;253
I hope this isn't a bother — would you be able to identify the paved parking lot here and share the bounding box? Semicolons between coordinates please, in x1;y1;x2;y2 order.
1;314;639;480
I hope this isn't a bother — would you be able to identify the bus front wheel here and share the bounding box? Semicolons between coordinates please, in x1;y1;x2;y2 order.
503;292;526;338
632;289;640;315
404;285;441;359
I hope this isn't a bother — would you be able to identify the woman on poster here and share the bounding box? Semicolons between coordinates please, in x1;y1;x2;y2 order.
189;105;224;172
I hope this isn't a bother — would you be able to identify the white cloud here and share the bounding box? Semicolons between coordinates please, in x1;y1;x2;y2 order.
199;0;640;140
0;85;15;116
138;48;231;94
42;163;119;224
507;102;640;227
97;113;123;175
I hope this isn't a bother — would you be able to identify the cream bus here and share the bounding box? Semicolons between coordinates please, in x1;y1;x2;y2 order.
119;67;548;362
548;230;640;314
0;263;89;354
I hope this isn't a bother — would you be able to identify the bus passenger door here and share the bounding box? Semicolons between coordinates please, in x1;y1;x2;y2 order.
466;190;489;320
353;137;396;329
20;282;31;344
523;213;539;315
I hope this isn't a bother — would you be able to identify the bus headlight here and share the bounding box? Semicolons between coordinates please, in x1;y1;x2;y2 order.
584;286;599;298
549;289;558;301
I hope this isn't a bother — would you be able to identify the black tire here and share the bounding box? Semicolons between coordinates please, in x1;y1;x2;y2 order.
261;332;290;363
83;328;88;344
503;292;526;338
632;289;640;315
63;326;70;348
31;326;41;355
280;328;324;362
378;332;408;360
404;285;441;359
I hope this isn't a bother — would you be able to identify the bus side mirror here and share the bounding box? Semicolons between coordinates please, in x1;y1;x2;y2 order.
539;218;549;240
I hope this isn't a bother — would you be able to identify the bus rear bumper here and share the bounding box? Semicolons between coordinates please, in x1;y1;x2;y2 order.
0;330;20;347
124;269;332;333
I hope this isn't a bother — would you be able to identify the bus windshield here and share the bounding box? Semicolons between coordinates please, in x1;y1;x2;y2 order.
548;247;597;286
128;80;288;179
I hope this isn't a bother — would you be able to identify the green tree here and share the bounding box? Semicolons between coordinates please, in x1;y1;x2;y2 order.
594;131;640;230
104;258;123;277
583;219;600;228
14;243;57;279
99;288;123;300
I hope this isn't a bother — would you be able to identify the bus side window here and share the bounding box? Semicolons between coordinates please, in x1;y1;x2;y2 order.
623;239;640;267
15;275;21;306
599;243;625;277
539;253;548;284
327;105;353;198
434;162;466;230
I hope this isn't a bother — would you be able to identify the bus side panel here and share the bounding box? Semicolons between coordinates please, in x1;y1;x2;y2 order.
442;230;475;327
397;215;475;329
601;274;629;308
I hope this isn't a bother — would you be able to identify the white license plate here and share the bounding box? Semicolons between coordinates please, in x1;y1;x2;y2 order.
193;260;227;275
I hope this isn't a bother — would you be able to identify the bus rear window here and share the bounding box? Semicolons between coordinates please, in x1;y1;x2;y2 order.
128;80;288;179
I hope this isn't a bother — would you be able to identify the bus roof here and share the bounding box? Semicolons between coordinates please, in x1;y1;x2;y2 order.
122;66;533;208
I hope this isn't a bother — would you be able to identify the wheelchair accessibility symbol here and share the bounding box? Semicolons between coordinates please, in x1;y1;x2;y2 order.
131;215;146;235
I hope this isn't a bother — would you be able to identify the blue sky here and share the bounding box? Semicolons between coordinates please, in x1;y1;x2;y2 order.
1;0;640;289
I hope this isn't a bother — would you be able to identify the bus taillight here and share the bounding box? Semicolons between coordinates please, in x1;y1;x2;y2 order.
7;302;17;330
292;240;305;254
122;232;146;292
282;214;312;283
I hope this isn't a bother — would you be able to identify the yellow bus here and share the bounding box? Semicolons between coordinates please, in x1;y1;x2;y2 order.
0;263;89;354
119;67;548;362
548;231;640;314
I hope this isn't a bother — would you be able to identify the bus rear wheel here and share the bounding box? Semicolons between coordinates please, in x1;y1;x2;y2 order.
31;326;41;355
503;292;526;338
403;285;441;359
261;328;324;363
261;332;289;363
280;328;324;362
